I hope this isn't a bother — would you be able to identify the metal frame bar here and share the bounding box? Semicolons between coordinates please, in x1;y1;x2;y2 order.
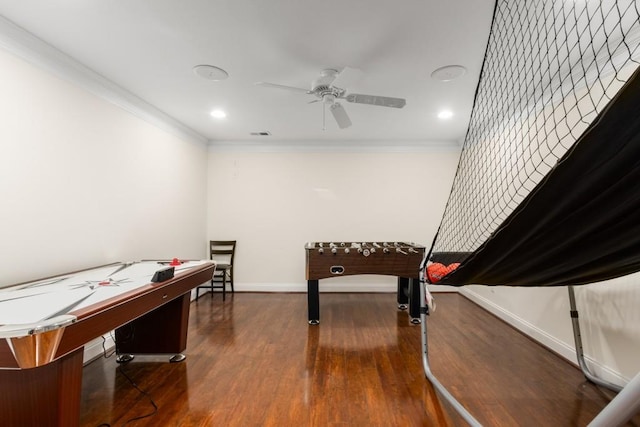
568;285;640;427
418;260;482;426
417;275;640;426
567;285;622;392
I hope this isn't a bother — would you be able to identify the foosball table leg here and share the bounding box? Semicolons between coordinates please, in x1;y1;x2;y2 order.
397;277;409;310
409;278;421;324
169;354;186;363
307;279;320;325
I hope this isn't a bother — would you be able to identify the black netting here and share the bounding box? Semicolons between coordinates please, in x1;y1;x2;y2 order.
430;0;640;262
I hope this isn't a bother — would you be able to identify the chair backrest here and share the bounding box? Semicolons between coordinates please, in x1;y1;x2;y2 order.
209;240;236;267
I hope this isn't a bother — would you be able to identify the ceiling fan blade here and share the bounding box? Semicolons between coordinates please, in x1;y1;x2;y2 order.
345;93;406;108
254;82;312;94
330;102;352;129
331;66;364;89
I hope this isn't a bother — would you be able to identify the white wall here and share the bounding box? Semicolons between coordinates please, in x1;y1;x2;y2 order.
0;47;209;286
207;144;461;292
206;143;640;388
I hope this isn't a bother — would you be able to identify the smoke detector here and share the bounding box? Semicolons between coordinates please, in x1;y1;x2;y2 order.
193;65;229;81
431;65;466;82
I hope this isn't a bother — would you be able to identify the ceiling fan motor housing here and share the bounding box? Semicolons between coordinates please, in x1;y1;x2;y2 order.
313;85;345;104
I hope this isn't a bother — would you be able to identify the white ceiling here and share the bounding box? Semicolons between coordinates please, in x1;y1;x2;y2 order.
0;1;494;145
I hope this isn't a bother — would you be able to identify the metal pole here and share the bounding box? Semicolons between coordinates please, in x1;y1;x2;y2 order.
419;257;482;427
567;286;622;392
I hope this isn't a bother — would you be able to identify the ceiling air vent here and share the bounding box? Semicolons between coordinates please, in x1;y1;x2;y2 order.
250;131;271;136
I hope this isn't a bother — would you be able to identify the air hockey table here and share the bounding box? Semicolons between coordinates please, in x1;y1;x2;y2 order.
0;260;215;427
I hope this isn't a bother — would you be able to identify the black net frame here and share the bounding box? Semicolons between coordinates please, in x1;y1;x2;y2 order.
428;0;640;286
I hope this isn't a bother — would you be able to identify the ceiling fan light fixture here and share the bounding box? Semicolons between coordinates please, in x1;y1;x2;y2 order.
193;64;229;81
322;94;336;104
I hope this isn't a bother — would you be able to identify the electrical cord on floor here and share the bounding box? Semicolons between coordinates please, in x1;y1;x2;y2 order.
97;333;159;426
101;334;117;359
116;363;158;425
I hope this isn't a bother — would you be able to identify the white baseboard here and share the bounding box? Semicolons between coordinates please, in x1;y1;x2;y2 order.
233;282;460;293
459;287;629;386
235;282;393;292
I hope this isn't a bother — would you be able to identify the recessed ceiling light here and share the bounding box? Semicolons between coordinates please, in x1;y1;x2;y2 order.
193;65;229;81
438;110;453;120
431;65;467;82
210;109;227;119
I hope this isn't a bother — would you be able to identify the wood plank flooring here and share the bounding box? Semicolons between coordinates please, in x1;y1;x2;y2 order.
79;292;639;426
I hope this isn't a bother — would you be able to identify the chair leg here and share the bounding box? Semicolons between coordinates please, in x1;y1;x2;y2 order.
222;274;226;301
195;287;200;300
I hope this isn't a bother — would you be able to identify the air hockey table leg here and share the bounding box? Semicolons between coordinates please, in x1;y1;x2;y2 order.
307;279;320;325
116;354;134;363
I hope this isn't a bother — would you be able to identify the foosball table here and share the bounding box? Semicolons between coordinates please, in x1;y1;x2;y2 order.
305;241;425;325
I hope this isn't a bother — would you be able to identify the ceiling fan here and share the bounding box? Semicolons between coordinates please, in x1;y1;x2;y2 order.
255;68;406;129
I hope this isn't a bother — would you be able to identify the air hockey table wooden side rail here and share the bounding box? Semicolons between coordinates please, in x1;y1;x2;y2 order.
305;242;425;325
0;260;215;427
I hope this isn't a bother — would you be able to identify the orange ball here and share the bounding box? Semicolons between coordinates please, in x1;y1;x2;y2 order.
427;263;447;283
445;263;460;275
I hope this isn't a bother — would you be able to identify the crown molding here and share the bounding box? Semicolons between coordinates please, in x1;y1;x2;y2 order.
0;15;207;145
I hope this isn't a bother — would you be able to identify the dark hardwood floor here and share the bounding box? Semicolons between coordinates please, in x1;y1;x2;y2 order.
80;292;639;426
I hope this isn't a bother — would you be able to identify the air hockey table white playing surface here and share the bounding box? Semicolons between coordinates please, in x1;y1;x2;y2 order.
0;260;210;336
